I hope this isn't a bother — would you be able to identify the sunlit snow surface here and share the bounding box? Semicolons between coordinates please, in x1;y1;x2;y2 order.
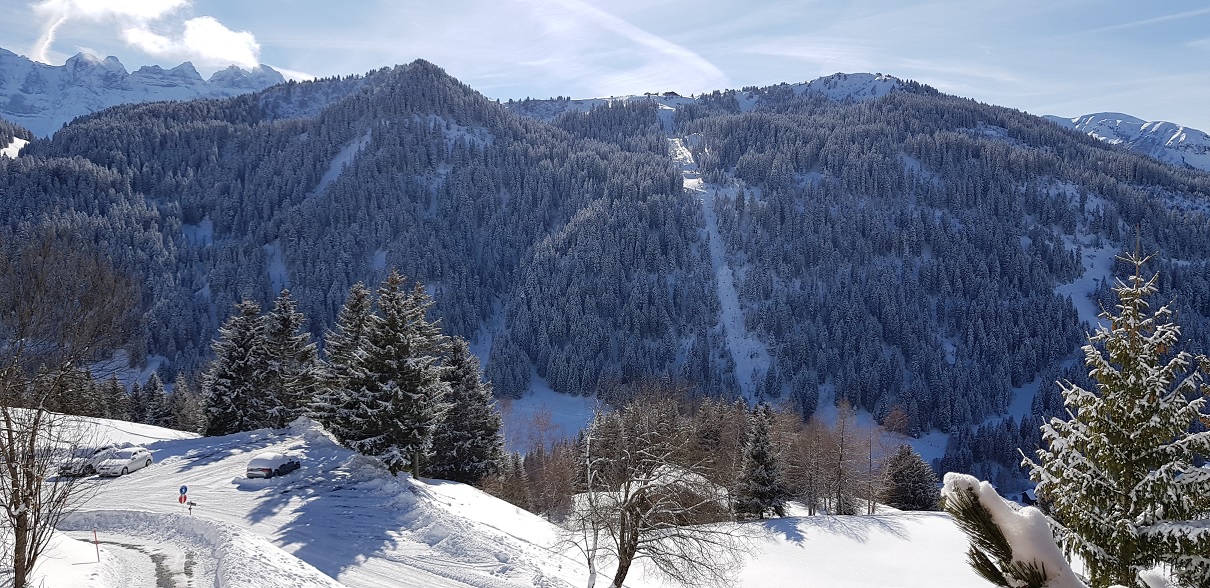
0;136;26;157
18;416;999;588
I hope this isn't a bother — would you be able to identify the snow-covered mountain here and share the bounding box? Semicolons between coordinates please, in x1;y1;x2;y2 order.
506;72;912;122
0;48;285;137
1045;112;1210;173
28;415;988;588
791;72;903;101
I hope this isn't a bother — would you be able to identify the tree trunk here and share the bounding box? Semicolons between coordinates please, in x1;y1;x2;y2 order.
609;511;639;588
14;510;29;588
609;550;634;588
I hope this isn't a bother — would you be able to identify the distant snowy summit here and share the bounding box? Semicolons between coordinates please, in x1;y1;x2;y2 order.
1045;112;1210;173
0;48;285;137
792;72;903;101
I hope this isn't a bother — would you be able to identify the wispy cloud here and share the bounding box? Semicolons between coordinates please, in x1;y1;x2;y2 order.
1068;7;1210;36
515;0;728;95
29;0;259;68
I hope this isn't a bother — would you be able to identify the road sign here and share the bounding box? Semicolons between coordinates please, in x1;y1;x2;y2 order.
179;485;188;495
178;494;187;504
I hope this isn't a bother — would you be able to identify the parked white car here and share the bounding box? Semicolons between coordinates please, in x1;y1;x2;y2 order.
59;444;122;476
246;452;301;479
95;447;153;477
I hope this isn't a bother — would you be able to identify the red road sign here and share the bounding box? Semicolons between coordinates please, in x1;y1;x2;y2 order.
178;494;187;504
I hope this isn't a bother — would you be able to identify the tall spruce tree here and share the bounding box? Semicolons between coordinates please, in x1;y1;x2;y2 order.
734;403;790;519
262;289;319;428
1025;253;1210;588
333;271;449;476
142;373;173;427
424;337;503;484
203;300;269;436
169;373;206;433
312;282;374;438
878;444;939;511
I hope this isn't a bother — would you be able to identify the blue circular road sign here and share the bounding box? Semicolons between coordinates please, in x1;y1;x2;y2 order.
179;485;188;495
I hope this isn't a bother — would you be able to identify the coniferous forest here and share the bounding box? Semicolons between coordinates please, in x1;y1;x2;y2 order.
4;61;1210;483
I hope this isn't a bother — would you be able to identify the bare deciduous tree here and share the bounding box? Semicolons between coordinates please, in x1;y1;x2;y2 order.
0;231;139;588
564;386;751;588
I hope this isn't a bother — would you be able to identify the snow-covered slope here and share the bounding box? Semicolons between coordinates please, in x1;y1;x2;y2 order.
1045;112;1210;172
14;415;997;588
0;48;284;137
791;72;902;101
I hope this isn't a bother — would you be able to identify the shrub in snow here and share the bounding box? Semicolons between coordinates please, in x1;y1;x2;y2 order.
942;473;1083;588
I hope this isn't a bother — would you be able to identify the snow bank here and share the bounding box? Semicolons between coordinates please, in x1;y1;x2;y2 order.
63;510;343;588
4;529;119;588
942;473;1084;588
737;512;987;587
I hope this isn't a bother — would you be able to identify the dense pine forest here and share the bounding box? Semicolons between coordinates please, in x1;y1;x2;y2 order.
4;61;1210;482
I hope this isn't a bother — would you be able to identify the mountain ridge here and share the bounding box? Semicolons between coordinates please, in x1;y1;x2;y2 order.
1045;111;1210;173
6;58;1210;484
0;47;285;137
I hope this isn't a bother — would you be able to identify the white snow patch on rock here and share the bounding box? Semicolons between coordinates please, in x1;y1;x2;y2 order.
1;136;27;158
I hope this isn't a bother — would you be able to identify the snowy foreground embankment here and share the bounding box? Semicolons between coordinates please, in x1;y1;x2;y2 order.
27;417;990;587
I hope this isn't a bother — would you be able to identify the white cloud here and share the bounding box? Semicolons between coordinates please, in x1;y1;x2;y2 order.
35;0;189;21
30;0;259;69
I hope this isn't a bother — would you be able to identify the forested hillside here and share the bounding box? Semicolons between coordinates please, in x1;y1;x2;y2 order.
4;61;1210;462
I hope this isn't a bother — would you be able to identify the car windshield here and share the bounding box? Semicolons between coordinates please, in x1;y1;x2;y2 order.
114;450;136;459
71;448;98;458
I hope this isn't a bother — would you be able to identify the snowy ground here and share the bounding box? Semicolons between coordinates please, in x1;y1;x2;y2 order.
15;416;1003;588
496;372;599;452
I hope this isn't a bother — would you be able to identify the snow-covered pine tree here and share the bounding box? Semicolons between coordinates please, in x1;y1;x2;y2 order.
169;373;205;433
98;376;130;421
127;380;147;424
261;289;319;428
142;373;174;428
1024;253;1210;588
342;271;449;477
734;403;790;519
424;336;504;484
312;281;374;439
878;444;939;511
203;300;269;436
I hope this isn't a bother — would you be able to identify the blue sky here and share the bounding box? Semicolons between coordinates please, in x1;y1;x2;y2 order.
3;0;1209;129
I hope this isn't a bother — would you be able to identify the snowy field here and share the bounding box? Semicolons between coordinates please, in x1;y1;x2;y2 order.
9;415;999;588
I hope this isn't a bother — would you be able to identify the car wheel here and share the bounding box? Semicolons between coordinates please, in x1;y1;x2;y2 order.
145;459;152;467
120;467;128;476
84;465;95;475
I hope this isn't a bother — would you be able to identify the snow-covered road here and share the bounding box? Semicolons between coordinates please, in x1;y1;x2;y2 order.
63;528;208;588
